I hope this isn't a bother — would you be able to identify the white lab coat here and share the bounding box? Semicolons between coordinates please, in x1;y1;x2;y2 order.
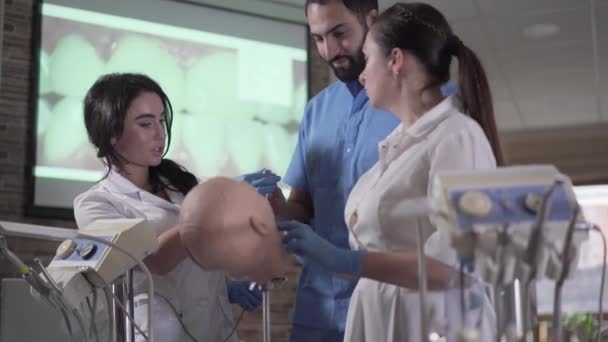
343;96;497;342
73;171;237;342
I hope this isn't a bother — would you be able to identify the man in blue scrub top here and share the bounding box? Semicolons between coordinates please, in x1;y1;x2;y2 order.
250;0;455;340
276;1;397;341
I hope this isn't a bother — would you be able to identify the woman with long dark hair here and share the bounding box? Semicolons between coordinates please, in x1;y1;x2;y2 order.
74;73;261;341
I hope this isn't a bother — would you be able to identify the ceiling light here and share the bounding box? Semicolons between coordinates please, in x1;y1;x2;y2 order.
522;23;560;39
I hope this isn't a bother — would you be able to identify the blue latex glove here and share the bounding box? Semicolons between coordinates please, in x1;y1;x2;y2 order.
235;169;281;195
278;220;365;276
227;281;262;311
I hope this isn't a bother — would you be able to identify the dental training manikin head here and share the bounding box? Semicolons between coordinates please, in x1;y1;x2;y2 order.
178;177;289;283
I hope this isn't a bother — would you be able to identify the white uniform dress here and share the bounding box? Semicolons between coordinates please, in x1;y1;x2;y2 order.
343;96;497;341
74;171;237;342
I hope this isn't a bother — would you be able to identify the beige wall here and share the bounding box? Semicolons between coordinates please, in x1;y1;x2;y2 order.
500;123;608;184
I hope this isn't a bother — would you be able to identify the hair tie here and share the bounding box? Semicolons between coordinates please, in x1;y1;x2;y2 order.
446;35;464;55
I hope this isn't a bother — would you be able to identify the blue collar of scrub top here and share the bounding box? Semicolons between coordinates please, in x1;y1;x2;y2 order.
441;80;460;97
346;81;368;114
346;80;363;97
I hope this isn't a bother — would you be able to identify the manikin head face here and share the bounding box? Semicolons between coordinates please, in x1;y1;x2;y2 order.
178;177;288;283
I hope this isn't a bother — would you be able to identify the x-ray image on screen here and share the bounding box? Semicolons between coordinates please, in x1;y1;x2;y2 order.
33;1;308;210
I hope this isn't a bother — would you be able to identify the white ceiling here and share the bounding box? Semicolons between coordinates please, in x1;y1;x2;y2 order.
402;0;608;131
187;0;607;131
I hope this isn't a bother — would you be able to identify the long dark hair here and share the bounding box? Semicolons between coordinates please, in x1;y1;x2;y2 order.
372;2;504;165
84;73;198;195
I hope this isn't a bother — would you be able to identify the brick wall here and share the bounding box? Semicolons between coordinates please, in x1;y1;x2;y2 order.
0;0;4;94
1;0;32;221
0;1;330;340
0;0;70;265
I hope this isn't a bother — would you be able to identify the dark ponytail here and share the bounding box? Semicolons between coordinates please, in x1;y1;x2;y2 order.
150;159;199;196
450;39;504;165
373;3;504;166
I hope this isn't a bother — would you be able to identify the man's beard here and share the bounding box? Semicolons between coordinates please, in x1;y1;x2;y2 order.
328;49;366;83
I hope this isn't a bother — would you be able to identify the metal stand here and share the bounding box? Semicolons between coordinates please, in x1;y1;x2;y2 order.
262;286;271;342
111;273;136;342
254;277;287;342
495;282;520;342
415;224;430;341
126;270;135;342
494;233;520;342
521;279;538;342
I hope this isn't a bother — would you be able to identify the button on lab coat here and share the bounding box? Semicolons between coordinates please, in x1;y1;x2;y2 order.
343;96;497;341
74;171;237;342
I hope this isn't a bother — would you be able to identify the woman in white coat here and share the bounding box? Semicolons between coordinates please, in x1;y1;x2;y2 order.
279;2;503;341
74;73;266;341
